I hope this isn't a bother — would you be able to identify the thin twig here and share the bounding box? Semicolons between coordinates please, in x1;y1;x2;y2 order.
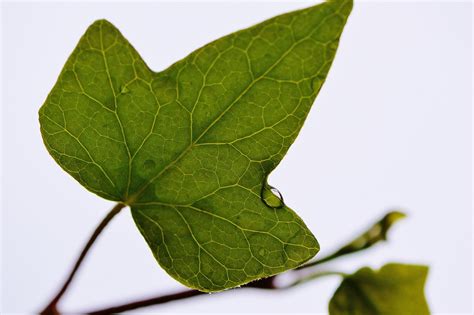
284;270;346;288
42;208;397;314
84;277;276;314
84;269;345;314
295;253;341;270
87;289;205;315
296;210;406;271
41;202;126;315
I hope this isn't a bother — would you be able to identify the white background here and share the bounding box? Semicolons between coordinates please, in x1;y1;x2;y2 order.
1;1;472;314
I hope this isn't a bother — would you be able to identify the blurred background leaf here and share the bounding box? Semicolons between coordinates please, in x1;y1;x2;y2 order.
298;211;406;269
329;263;430;315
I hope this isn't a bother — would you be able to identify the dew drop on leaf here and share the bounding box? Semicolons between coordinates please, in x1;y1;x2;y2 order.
261;184;285;209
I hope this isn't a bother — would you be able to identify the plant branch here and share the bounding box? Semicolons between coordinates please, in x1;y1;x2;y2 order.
43;209;401;314
84;269;345;314
284;270;346;288
84;279;275;314
295;211;406;271
86;289;205;315
295;252;345;270
41;202;126;315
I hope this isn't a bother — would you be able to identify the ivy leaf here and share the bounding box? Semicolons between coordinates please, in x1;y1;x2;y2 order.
39;0;352;291
329;264;431;315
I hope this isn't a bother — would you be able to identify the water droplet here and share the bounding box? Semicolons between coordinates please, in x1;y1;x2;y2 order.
143;159;156;171
261;183;284;209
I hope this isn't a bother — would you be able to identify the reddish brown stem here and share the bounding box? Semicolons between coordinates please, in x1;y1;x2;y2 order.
84;277;278;314
41;203;126;315
40;200;345;314
86;289;205;315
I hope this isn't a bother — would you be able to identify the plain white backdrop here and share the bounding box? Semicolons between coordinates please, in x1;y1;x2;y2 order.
1;0;472;314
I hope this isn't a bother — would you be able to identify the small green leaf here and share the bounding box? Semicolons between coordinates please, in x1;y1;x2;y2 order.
329;263;430;315
39;0;352;291
298;211;406;269
333;211;406;256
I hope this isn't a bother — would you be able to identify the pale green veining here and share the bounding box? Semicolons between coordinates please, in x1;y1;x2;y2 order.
39;0;352;291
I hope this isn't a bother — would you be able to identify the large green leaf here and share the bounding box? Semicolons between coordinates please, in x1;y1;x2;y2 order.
39;0;352;291
329;264;430;315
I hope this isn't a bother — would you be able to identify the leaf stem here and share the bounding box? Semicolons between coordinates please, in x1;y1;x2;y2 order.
83;278;275;314
41;202;126;315
84;270;344;314
295;252;344;271
284;270;347;288
296;210;406;271
86;289;205;315
41;209;400;314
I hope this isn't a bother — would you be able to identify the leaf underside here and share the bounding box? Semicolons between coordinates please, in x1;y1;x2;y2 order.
329;264;431;315
39;0;352;291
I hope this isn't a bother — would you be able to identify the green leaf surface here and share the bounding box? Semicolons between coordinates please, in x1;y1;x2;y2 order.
329;264;430;315
39;0;352;291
